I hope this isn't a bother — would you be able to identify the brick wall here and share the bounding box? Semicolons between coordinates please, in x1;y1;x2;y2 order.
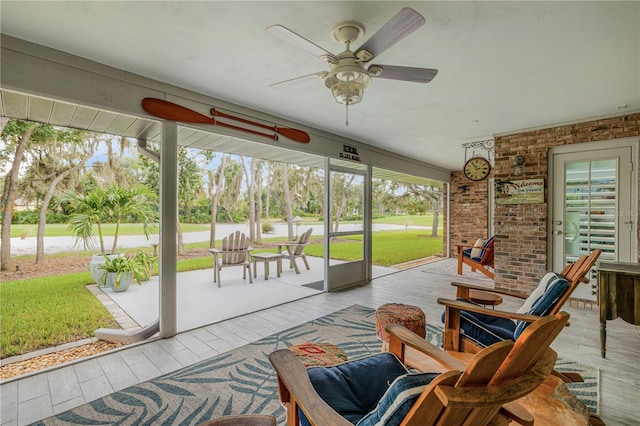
447;113;640;305
448;170;493;255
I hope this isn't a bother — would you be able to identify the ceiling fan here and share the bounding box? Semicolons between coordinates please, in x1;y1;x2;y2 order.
266;7;438;125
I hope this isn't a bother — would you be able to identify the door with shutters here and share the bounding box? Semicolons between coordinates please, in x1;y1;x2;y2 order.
550;140;637;301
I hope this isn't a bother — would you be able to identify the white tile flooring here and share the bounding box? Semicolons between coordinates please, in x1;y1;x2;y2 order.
1;259;639;425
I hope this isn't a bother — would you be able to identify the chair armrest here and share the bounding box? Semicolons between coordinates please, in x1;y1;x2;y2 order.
209;248;222;254
386;324;466;371
437;298;542;323
451;281;528;300
268;349;351;426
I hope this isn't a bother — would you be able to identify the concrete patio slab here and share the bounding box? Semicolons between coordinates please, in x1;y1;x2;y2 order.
96;256;396;332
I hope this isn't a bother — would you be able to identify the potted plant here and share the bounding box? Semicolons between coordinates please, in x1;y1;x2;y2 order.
60;184;158;284
97;251;154;292
133;251;158;283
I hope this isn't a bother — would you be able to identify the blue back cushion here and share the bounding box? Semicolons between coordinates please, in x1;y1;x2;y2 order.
301;353;409;425
514;273;569;338
356;372;439;426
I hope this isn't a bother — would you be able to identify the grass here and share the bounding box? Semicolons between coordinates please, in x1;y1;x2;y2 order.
306;230;443;266
0;272;119;358
372;214;442;228
10;223;210;238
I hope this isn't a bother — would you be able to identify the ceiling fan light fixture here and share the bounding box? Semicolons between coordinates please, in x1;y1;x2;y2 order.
330;79;365;105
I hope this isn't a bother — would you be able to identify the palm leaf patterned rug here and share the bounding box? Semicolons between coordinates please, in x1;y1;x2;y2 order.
34;305;598;425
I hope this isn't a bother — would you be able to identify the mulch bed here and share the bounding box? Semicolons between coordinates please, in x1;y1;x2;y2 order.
0;341;125;381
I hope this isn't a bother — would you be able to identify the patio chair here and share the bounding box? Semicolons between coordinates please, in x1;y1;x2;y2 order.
276;227;312;274
209;231;252;287
439;249;601;356
269;313;564;426
457;236;494;279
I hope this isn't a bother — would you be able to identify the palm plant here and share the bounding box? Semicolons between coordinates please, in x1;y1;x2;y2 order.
105;184;158;254
61;184;158;254
60;186;109;253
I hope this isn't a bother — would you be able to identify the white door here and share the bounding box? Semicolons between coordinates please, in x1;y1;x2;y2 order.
324;160;370;291
551;142;636;300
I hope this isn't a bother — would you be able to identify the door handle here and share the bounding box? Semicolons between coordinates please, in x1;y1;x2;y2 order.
554;230;563;235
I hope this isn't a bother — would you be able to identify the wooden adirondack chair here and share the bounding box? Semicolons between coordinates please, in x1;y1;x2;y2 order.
439;249;601;355
457;236;495;279
269;313;565;426
276;228;312;274
209;231;252;287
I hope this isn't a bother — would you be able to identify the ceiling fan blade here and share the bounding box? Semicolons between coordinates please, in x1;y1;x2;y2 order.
355;8;425;62
369;65;438;83
266;25;337;62
270;72;328;88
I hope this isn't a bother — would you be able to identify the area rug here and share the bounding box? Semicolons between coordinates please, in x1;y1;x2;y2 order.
34;305;598;425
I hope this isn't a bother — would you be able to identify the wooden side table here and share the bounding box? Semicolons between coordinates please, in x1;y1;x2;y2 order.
251;253;284;280
468;289;503;308
597;261;640;358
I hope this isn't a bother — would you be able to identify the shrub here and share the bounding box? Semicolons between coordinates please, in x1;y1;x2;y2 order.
262;221;274;233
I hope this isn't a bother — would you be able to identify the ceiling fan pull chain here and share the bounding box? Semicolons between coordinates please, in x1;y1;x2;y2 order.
345;74;351;126
345;102;349;126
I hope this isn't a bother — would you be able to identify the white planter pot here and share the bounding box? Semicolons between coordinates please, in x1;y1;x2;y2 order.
90;253;122;285
104;272;132;292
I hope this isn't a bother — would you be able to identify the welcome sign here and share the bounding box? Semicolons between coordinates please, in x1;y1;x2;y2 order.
496;178;544;204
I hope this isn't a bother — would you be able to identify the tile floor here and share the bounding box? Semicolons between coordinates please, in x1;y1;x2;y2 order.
1;259;639;425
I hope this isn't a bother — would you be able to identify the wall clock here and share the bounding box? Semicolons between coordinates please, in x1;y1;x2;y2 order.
463;157;491;181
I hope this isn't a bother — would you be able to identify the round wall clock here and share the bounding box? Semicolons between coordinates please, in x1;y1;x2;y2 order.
463;157;491;181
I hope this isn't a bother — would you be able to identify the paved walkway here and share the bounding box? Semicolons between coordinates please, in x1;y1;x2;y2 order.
9;223;431;256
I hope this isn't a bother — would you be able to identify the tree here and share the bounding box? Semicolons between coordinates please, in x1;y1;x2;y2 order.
281;163;294;240
1;123;34;270
207;154;230;247
332;173;356;232
218;159;243;223
396;183;444;237
35;134;98;263
254;159;264;242
1;120;58;271
241;157;258;242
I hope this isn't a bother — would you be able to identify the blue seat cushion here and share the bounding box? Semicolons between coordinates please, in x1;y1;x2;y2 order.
441;299;517;348
301;352;409;425
514;273;569;338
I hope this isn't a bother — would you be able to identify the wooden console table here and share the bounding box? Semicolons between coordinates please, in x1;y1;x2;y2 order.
596;261;640;358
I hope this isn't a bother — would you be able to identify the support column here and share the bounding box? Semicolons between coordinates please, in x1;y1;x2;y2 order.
159;121;178;338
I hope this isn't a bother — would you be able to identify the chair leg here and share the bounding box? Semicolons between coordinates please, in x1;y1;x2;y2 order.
301;254;310;270
247;264;253;283
291;258;300;274
217;267;221;288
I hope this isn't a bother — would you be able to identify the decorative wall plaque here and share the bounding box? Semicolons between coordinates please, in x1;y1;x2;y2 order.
495;179;544;204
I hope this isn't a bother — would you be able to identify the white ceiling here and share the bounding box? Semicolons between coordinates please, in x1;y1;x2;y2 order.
1;1;638;170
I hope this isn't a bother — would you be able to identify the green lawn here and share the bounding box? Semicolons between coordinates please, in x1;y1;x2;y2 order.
306;230;443;266
0;272;119;358
9;223;210;238
372;214;442;228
